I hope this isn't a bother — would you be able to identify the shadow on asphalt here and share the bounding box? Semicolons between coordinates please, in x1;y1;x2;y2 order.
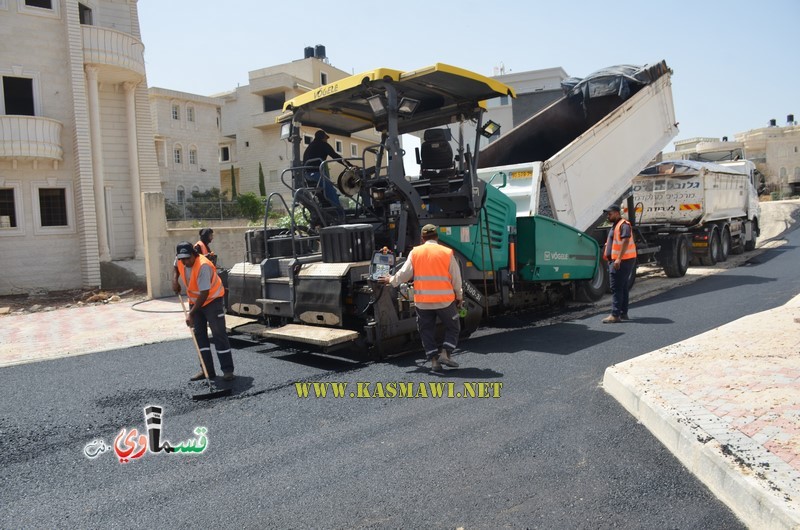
742;246;795;265
623;317;673;324
633;273;777;308
467;322;623;356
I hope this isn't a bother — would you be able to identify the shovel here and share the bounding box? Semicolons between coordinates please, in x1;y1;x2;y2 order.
178;294;232;401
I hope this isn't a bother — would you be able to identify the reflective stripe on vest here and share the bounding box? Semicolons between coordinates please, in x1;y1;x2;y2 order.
411;244;455;304
611;219;637;260
178;254;225;307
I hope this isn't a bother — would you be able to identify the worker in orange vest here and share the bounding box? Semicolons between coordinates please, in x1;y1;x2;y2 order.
172;241;235;381
379;224;464;372
194;227;217;265
602;204;637;323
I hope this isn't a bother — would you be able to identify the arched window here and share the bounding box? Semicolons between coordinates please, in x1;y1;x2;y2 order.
188;145;198;166
173;144;183;165
186;105;195;123
192;186;200;194
176;185;185;204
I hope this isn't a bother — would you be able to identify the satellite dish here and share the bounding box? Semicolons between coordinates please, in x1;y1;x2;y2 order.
337;167;362;197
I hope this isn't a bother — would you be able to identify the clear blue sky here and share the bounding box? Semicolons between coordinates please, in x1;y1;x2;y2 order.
138;0;798;147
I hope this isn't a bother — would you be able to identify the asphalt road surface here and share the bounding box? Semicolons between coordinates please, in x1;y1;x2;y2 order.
2;226;799;528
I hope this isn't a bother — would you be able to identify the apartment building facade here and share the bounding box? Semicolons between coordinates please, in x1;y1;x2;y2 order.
149;88;223;203
216;48;382;201
0;0;160;295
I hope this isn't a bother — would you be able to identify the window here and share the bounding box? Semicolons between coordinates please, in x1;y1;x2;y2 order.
18;0;59;17
176;186;185;204
78;2;92;24
171;104;180;121
31;180;73;234
220;146;230;162
173;146;182;165
189;148;197;165
334;139;343;154
191;186;199;194
262;93;285;113
0;185;23;233
2;76;35;116
303;135;313;146
38;188;66;226
186;106;194;122
351;143;358;157
320;72;328;86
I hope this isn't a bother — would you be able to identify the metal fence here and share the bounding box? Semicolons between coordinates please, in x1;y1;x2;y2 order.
165;200;242;221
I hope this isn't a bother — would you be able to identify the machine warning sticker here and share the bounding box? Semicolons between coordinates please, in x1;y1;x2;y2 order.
511;171;533;179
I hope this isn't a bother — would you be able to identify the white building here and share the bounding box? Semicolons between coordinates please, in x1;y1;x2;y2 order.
217;47;382;201
0;0;160;295
149;88;223;203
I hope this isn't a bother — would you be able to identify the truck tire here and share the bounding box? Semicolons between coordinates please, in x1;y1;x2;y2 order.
575;260;609;302
719;225;731;262
699;227;720;266
660;235;690;277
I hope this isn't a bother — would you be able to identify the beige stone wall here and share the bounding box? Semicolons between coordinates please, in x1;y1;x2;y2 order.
142;192;249;299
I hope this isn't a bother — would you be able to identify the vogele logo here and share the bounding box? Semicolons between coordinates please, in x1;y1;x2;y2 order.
543;250;570;261
83;406;208;464
314;83;339;99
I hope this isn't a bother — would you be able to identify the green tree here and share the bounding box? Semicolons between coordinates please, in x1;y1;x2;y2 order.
230;165;237;198
258;162;266;197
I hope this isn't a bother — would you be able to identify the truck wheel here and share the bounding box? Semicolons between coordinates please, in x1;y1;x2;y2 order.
699;227;720;266
719;226;731;262
660;236;690;277
575;261;609;302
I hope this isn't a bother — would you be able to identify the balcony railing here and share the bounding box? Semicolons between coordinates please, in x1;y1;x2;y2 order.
82;26;145;81
0;116;63;161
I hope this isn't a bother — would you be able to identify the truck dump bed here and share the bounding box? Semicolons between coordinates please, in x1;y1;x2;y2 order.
477;61;678;233
632;160;750;226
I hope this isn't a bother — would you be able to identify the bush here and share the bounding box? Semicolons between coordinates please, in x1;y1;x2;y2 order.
770;191;781;201
236;192;265;223
275;207;310;229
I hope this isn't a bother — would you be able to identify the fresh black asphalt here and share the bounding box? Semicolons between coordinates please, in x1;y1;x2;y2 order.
2;227;798;528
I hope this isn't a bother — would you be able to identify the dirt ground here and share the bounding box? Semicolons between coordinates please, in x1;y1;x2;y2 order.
2;200;798;317
0;286;150;316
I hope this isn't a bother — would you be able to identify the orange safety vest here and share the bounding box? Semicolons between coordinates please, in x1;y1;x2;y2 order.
410;243;455;304
177;254;225;307
609;219;637;260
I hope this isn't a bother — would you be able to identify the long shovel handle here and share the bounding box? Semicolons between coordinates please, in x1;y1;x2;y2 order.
178;294;213;385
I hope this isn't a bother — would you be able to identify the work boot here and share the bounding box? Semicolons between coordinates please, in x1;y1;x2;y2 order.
620;313;630;321
430;355;443;373
602;315;622;324
222;372;235;381
439;350;459;368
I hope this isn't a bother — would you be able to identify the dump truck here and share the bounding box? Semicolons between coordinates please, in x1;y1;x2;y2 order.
473;62;679;298
628;159;761;277
225;63;601;358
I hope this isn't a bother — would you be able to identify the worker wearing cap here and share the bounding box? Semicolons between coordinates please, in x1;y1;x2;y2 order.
378;224;464;372
602;204;637;323
302;129;351;216
172;241;235;381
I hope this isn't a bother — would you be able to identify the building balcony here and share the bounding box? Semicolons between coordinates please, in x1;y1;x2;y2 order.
0;115;63;162
82;26;145;83
252;109;283;130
